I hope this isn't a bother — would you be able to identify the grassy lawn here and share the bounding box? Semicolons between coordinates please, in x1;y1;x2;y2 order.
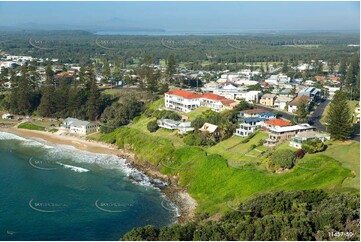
18;123;45;131
321;100;359;124
319;140;360;190
94;97;358;214
31;120;61;128
186;107;211;121
147;97;164;110
97;124;353;214
131;116;185;148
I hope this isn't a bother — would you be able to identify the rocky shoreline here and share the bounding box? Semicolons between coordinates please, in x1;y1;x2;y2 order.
0;126;197;224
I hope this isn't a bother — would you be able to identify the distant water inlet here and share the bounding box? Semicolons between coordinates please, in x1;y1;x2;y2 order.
0;132;177;241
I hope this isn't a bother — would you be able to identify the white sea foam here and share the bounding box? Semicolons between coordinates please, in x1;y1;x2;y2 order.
0;132;54;149
56;162;89;173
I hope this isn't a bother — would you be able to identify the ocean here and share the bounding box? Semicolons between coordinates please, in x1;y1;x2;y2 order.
0;132;178;241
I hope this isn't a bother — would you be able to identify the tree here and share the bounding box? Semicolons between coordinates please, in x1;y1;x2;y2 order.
87;79;100;120
102;59;111;79
12;65;35;115
147;120;159;133
282;60;288;73
269;149;295;169
294;100;309;123
54;77;69;115
302;139;326;154
326;91;352;140
38;65;55;117
166;54;176;77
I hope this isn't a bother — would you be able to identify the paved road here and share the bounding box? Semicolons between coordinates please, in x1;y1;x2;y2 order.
310;99;360;142
310;99;330;132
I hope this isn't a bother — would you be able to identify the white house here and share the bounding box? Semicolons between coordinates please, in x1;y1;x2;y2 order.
289;131;330;149
324;86;340;99
288;96;311;113
178;122;194;135
61;118;98;135
235;109;276;137
274;96;293;111
157;119;180;130
165;90;202;113
264;123;315;147
234;79;258;86
1;113;14;119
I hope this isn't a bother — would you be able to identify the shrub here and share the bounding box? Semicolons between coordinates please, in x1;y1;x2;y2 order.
269;149;296;169
302;139;326;154
295;149;305;159
147;120;159;133
183;132;215;146
249;144;257;151
152;110;181;121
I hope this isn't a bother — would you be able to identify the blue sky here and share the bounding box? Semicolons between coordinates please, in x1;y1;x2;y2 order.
0;1;359;32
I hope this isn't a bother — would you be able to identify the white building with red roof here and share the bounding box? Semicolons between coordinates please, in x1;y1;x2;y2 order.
165;90;238;113
165;90;202;113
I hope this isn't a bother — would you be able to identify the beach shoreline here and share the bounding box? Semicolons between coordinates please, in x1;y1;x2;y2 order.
0;126;197;224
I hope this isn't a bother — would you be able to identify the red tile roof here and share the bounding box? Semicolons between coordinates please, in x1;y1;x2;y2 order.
166;90;202;99
264;119;292;127
201;93;228;101
220;99;237;105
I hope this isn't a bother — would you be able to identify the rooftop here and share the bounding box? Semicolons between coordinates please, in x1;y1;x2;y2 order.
241;109;269;114
264;119;292;127
201;93;228;101
166;90;202;99
289;96;310;106
270;123;314;133
261;94;277;99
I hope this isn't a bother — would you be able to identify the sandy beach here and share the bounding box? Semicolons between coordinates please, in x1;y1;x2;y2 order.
0;126;197;224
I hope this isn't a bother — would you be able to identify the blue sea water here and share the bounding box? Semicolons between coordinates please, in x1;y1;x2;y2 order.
0;132;178;241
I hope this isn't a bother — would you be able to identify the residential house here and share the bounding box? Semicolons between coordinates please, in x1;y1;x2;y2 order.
210;89;261;103
178;122;194;135
354;105;360;124
260;94;277;107
200;93;238;112
274;96;293;111
157;119;180;130
235;117;266;137
264;123;314;147
199;122;220;141
324;86;340;99
289;131;330;149
1;113;14;119
61;118;99;135
201;81;221;92
239;109;276;119
265;74;290;85
235;109;276;137
199;123;219;133
234;79;258;86
288;96;311;113
263;119;292;130
297;87;321;101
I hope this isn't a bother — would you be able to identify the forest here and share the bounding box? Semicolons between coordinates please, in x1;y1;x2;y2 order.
0;30;359;67
122;190;359;241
